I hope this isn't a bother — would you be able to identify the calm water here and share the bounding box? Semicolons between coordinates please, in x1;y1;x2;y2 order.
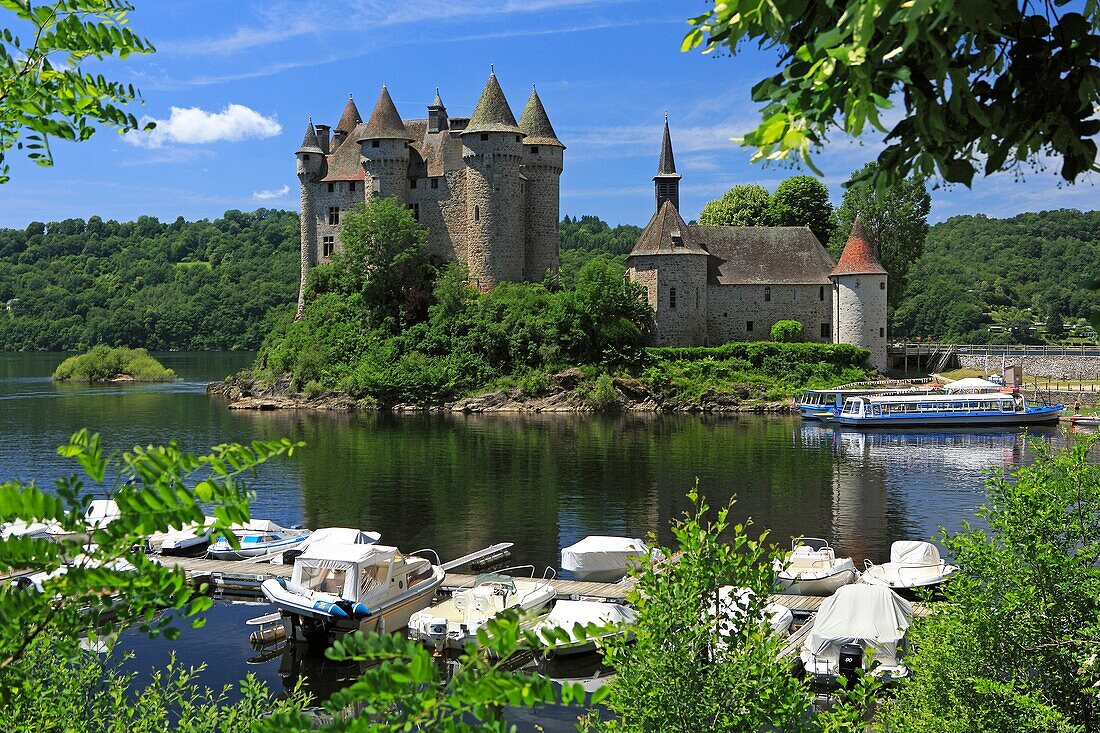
0;352;1067;724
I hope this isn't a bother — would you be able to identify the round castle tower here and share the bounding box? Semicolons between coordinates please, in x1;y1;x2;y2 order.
358;85;413;203
462;71;526;290
830;215;889;372
518;86;564;282
295;119;324;316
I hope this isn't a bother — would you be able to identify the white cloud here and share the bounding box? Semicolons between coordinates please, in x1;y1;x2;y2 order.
126;104;282;148
252;185;291;201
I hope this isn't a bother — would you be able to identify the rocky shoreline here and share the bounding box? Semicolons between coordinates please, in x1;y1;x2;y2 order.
206;371;797;414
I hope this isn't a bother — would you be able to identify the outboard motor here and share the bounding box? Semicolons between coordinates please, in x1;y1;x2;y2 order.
282;548;303;565
838;643;864;682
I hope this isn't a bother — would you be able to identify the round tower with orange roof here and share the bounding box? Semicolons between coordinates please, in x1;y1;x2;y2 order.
830;215;889;372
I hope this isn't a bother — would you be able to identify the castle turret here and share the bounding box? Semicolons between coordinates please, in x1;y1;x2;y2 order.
428;88;448;134
462;70;526;290
830;215;889;372
519;85;563;282
654;116;681;212
295;119;323;316
332;95;361;149
357;85;413;203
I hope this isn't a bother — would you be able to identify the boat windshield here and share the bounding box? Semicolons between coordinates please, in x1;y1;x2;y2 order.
474;573;517;594
299;566;349;595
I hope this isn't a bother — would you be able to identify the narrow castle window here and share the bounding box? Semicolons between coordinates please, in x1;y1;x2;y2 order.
669;287;677;309
746;320;754;332
821;323;831;339
349;181;356;192
880;327;885;337
412;203;420;221
515;135;521;142
302;155;310;162
480;133;489;141
322;236;334;257
764;286;771;302
328;206;340;225
372;140;380;148
819;285;825;301
327;182;334;192
880;281;886;290
431;178;439;190
474;205;480;222
790;288;797;301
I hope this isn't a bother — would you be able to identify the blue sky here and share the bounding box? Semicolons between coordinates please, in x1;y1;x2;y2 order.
1;0;1096;229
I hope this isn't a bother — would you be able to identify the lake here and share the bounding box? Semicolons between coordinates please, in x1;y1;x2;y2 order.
0;351;1066;727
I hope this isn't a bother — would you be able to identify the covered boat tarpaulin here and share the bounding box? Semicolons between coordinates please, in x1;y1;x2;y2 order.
292;543;397;601
807;585;912;668
297;527;380;553
890;540;942;566
561;536;649;578
944;377;1001;393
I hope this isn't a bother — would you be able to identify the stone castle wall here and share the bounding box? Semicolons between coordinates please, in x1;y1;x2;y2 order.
463;134;526;289
307;179;366;263
522;147;563;281
706;284;832;344
629;253;708;346
835;275;888;371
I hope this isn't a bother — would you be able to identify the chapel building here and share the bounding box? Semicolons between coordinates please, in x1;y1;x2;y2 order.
625;121;889;371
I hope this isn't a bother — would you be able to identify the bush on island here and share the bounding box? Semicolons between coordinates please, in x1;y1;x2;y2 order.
53;345;177;382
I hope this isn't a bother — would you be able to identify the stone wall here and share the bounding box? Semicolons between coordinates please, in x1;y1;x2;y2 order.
958;353;1100;380
411;171;465;262
363;139;409;205
521;146;562;281
705;283;832;344
307;179;367;263
630;253;708;346
834;274;888;371
463;133;526;290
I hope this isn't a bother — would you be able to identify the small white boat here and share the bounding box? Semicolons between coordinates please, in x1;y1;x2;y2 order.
801;584;912;684
43;498;120;542
208;520;310;560
1;519;52;540
531;600;637;656
408;568;557;652
148;516;217;556
261;542;444;644
860;541;957;596
561;536;654;582
776;537;859;596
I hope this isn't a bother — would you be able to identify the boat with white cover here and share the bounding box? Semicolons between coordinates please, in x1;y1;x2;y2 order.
714;586;794;638
408;568;557;652
561;536;654;582
860;540;957;596
208;519;310;560
800;584;912;684
261;542;444;644
531;600;637;656
776;537;859;596
148;516;217;556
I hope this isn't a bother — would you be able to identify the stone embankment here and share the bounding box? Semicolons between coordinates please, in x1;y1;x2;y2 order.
206;370;795;415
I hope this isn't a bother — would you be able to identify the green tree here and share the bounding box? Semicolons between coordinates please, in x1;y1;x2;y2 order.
683;2;1100;186
698;184;771;227
830;162;931;310
770;319;804;342
875;438;1100;733
1047;309;1066;340
766;175;833;244
0;0;155;184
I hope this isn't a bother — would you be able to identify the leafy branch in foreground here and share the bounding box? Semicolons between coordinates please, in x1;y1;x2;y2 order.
0;0;155;183
684;1;1100;187
0;429;301;673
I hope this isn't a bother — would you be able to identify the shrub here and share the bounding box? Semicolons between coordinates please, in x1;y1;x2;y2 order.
770;319;804;342
52;345;176;382
586;372;621;411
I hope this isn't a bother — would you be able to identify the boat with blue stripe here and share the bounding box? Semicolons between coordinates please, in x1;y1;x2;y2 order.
828;392;1063;428
793;384;942;420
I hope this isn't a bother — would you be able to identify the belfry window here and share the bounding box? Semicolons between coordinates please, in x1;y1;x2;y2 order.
669;287;677;309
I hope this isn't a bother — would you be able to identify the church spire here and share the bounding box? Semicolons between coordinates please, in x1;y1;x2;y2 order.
653;116;682;212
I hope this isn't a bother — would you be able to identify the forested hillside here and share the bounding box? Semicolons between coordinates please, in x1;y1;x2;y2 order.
0;210;299;351
892;209;1100;343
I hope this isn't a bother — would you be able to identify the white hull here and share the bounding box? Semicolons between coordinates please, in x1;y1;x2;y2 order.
409;576;557;651
777;566;859;596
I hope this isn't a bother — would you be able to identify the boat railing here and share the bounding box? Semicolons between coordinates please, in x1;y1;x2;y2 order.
792;537;830;551
409;548;442;567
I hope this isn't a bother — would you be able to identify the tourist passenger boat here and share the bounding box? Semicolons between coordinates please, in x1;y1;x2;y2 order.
408;567;557;652
828;392;1063;428
261;542;445;644
775;537;859;596
860;541;957;597
793;385;941;420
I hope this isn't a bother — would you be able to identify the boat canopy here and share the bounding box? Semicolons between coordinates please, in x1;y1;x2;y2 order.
297;527;380;552
808;585;912;667
292;543;400;601
890;541;943;566
236;519;298;533
944;377;1001;393
561;536;648;574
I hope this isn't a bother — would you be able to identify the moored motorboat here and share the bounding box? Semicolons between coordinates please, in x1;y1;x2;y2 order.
715;586;794;638
776;537;859;596
148;516;217;557
800;584;912;685
261;542;444;644
44;498;120;542
860;540;957;597
561;536;655;582
531;600;637;656
408;568;557;652
1;519;52;540
1071;414;1100;428
208;520;310;560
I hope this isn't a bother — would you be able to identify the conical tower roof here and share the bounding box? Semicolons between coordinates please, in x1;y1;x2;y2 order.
628;200;708;257
518;87;563;147
831;215;887;276
295;119;322;154
430;87;445;109
336;95;362;133
465;71;523;135
655;116;680;178
359;85;414;141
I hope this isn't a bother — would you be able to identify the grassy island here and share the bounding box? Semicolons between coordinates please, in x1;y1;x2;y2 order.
235;198;872;410
53;346;177;383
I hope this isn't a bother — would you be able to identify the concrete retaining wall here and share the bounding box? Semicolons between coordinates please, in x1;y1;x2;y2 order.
958;354;1100;381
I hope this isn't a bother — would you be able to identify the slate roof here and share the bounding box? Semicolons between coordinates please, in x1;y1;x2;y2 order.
656;117;679;177
691;226;836;285
430;87;445;108
628;201;709;256
336;96;362;133
359;86;414;141
831;215;887;276
465;72;523;135
321;125;365;181
296;120;322;154
518;87;563;147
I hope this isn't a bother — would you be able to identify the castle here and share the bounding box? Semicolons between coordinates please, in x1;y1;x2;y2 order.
294;71;563;311
625;121;889;371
